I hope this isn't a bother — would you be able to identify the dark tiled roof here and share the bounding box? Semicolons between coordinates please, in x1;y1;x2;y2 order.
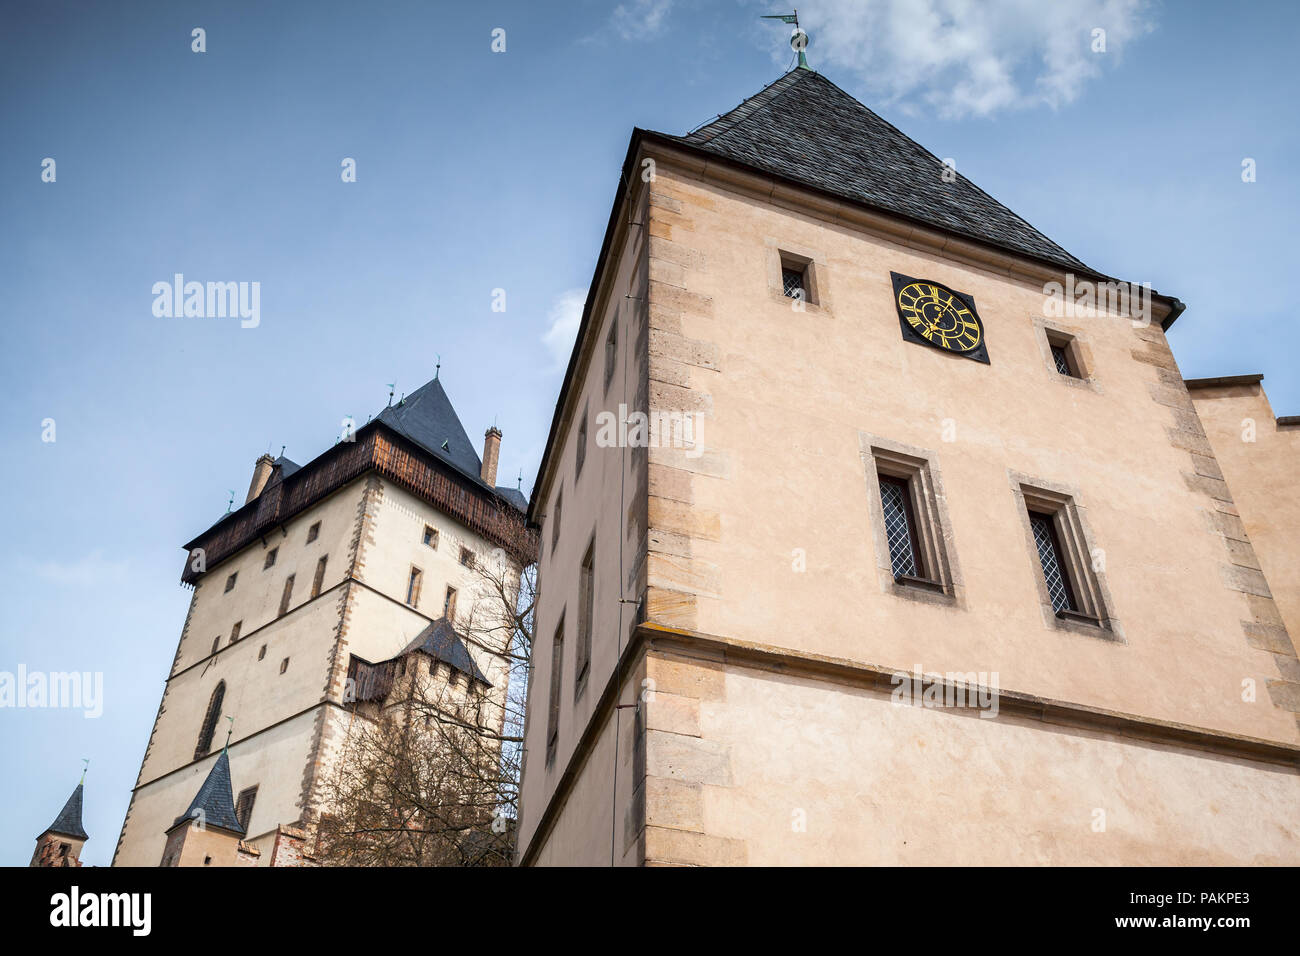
494;486;528;511
376;377;484;485
664;69;1090;274
172;750;245;834
400;617;491;685
272;455;300;479
45;782;88;840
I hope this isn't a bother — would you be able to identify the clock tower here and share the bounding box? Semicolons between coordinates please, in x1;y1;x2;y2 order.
515;55;1300;864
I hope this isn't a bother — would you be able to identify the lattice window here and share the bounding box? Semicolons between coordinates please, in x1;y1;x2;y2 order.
1051;344;1073;376
782;266;806;299
879;477;920;578
1029;512;1075;613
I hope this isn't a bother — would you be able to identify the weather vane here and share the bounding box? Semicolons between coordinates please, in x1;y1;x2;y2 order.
762;10;809;69
386;381;396;407
225;490;235;513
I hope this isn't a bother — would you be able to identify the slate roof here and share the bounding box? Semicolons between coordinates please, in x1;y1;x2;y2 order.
399;617;491;685
45;782;88;840
171;750;245;834
663;68;1091;274
376;377;484;482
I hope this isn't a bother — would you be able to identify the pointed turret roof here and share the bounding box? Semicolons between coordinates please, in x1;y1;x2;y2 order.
44;782;88;841
661;68;1090;274
399;616;491;685
171;750;245;834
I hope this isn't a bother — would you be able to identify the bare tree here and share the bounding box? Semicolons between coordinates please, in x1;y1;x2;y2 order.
316;518;536;866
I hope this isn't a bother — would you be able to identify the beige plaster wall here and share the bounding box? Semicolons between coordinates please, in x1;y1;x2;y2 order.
679;657;1300;865
1191;384;1300;645
518;182;649;857
639;161;1298;748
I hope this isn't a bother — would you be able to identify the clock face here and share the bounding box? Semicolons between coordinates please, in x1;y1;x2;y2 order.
890;272;990;363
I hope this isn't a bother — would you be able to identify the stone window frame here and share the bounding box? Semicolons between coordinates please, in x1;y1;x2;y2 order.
1032;317;1101;393
546;611;566;767
574;533;595;701
604;307;619;395
263;547;278;570
764;238;832;315
1008;471;1123;642
858;432;964;607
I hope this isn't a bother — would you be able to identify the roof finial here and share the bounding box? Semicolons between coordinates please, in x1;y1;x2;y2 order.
762;10;809;70
516;469;522;491
435;354;441;380
223;716;234;752
279;444;286;459
225;490;235;514
80;758;89;785
386;381;396;407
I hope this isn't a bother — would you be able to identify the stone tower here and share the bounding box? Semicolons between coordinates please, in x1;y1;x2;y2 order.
113;374;533;866
515;62;1300;864
31;778;89;867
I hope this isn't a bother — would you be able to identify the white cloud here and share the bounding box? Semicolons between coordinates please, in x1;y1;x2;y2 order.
541;288;587;370
774;0;1155;118
611;0;674;41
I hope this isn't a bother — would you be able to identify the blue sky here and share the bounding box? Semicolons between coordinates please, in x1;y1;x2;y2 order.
1;0;1296;865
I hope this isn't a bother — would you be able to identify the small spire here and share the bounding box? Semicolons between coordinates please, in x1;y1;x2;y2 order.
386;382;395;407
223;715;234;751
80;758;89;785
279;444;286;459
516;469;522;491
435;354;441;380
225;490;235;514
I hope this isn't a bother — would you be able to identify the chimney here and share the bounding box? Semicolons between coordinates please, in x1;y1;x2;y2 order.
480;427;502;486
246;454;276;504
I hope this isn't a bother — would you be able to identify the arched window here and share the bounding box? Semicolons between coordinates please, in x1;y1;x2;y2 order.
194;681;226;760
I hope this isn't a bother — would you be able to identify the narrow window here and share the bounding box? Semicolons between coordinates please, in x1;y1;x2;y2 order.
306;521;321;544
551;490;563;552
459;546;475;568
280;657;289;674
258;644;266;661
1046;330;1084;379
576;404;588;479
224;572;238;593
211;636;220;656
546;615;565;763
194;681;226;760
1029;511;1077;614
406;567;423;607
604;314;619;391
263;547;278;570
278;574;295;617
423;525;438;548
443;586;457;620
575;539;594;695
235;786;258;831
229;620;242;644
879;475;923;580
311;555;328;598
779;251;815;304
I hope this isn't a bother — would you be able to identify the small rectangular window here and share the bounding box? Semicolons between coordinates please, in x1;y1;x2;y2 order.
423;525;438;548
264;547;278;570
879;475;923;580
459;547;475;568
235;785;258;831
576;405;588;479
551;490;563;552
1045;329;1085;379
229;620;242;644
778;251;816;305
443;586;457;620
604;314;619;391
575;539;594;695
280;657;289;674
211;636;220;656
546;615;565;763
306;522;321;544
224;573;238;593
1016;482;1111;632
311;555;328;598
406;567;423;607
1050;344;1073;377
278;574;295;617
258;644;266;661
